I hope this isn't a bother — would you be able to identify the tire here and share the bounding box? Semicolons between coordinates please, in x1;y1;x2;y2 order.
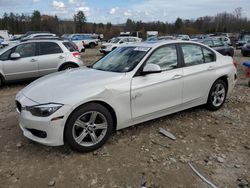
206;79;228;111
0;77;2;87
89;43;95;49
64;103;114;152
60;64;78;71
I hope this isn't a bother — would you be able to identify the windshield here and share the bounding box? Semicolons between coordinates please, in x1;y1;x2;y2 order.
92;46;150;73
110;38;120;43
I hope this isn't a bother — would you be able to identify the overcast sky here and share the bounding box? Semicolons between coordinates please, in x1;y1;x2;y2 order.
0;0;249;23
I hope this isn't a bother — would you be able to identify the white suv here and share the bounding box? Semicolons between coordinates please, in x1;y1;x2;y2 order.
68;34;98;51
0;39;84;86
100;37;141;53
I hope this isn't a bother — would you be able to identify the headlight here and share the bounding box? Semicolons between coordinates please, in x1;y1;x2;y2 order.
26;103;63;117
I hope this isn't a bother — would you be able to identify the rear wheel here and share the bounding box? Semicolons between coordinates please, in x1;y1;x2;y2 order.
64;103;114;152
206;79;227;111
60;64;78;71
89;43;95;49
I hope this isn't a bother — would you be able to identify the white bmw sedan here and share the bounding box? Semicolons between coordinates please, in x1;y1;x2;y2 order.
16;41;237;152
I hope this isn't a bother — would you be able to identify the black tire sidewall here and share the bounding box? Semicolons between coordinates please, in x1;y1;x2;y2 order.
207;79;228;111
64;103;113;152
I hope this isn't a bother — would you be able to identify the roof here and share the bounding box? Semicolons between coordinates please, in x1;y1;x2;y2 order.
124;40;206;48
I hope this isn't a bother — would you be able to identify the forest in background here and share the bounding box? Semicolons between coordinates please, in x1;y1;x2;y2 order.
0;7;250;39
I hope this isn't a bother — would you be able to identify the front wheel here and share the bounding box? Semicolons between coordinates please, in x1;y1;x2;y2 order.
64;103;114;152
206;79;227;111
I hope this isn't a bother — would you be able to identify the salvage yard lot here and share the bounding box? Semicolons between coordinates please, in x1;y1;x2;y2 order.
0;49;249;188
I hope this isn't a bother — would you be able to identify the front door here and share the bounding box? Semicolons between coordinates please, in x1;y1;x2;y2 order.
3;42;38;80
131;44;183;118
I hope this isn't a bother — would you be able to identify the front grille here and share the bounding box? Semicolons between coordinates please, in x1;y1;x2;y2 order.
16;101;22;112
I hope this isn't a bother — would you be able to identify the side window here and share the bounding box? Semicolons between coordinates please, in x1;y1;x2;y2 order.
14;43;36;58
0;49;12;60
203;40;213;47
181;44;204;66
146;45;178;71
213;39;224;47
202;47;215;63
39;42;62;55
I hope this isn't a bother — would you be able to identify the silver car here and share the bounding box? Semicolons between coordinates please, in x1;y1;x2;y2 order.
0;39;84;86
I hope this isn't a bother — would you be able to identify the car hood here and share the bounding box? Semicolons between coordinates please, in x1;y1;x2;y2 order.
19;67;125;104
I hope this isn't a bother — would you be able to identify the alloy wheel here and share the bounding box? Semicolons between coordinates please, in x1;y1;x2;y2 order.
72;111;108;147
211;83;226;107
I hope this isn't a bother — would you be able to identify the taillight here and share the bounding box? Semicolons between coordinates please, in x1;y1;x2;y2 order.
72;52;80;58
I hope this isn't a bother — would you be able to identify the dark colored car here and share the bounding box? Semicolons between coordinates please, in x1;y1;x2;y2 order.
241;40;250;56
201;38;234;57
236;33;250;49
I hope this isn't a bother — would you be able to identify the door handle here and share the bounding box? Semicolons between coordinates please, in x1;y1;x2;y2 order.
30;59;37;62
172;75;183;80
207;66;215;71
58;56;64;59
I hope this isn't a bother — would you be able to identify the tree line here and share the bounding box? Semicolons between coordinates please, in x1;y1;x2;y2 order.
0;8;249;39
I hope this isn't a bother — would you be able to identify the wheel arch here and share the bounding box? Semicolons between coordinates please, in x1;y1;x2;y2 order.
216;75;228;90
58;62;79;71
63;100;117;140
207;75;229;101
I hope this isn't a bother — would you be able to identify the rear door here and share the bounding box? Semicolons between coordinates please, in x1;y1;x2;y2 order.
180;43;217;104
2;42;38;80
37;42;65;76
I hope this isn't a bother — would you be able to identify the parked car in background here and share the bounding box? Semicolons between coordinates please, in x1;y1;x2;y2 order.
241;40;250;56
100;37;141;53
201;38;234;57
213;36;232;46
0;39;84;87
15;40;237;152
176;35;190;40
158;36;175;40
236;33;250;49
21;33;56;42
66;34;98;50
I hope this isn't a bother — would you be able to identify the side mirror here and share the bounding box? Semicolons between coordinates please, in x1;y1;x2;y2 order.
10;53;21;59
142;64;161;75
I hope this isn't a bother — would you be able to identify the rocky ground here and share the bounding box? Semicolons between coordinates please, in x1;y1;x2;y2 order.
0;49;249;188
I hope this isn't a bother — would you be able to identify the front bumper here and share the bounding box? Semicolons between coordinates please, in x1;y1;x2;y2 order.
16;94;71;146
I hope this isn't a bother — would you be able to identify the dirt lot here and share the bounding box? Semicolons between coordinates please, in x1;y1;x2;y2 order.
0;49;249;188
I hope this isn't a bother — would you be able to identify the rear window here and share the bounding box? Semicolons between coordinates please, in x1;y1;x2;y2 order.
39;42;62;55
63;42;78;52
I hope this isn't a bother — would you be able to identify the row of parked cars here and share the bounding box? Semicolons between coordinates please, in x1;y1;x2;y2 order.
0;31;242;87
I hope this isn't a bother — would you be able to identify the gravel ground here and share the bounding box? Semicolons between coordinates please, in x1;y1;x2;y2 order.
0;48;249;188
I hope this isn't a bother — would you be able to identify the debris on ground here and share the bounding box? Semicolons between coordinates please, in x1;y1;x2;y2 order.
159;128;176;140
189;163;218;188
